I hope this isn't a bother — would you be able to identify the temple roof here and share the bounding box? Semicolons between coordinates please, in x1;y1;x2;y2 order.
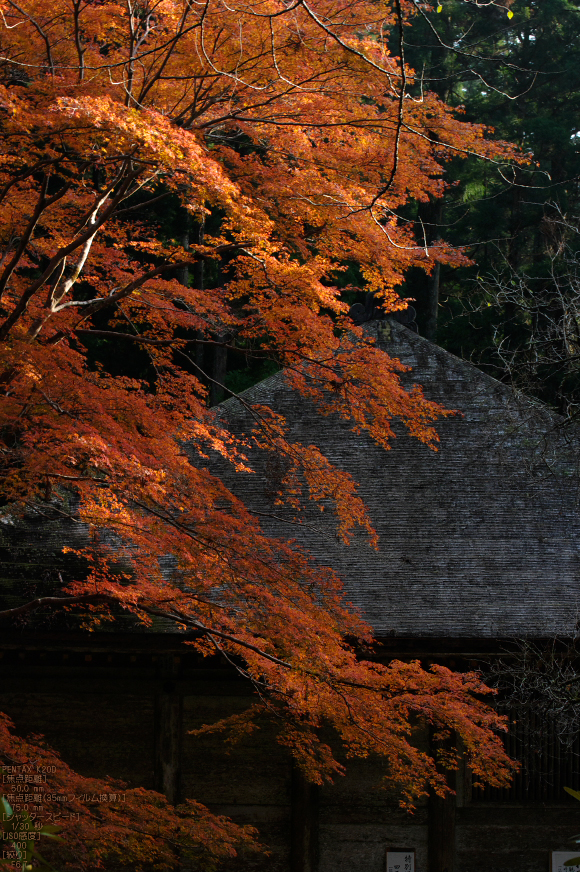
217;320;580;640
3;320;580;642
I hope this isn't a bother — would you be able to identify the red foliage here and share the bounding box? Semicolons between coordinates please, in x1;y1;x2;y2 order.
0;1;521;868
0;713;257;871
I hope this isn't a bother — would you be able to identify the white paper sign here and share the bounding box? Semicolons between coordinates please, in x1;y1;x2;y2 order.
551;852;580;872
386;849;415;872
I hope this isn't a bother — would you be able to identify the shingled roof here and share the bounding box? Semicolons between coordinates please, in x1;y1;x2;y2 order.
217;320;580;640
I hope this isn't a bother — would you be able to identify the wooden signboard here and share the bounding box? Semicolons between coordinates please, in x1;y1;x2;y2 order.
552;852;580;872
386;849;415;872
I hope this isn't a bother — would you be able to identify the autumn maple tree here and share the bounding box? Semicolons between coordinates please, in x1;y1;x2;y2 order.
0;0;521;868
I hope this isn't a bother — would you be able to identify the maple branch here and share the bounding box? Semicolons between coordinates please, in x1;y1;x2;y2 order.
299;0;401;85
400;118;514;167
73;330;248;355
0;0;522;818
407;0;536;100
71;155;141;233
197;2;276;94
338;0;406;221
4;0;54;76
0;157;60;206
125;0;159;107
197;630;271;690
171;344;343;490
123;492;340;615
0;593;119;621
114;190;171;216
69;334;319;479
74;329;179;347
0;175;72;301
125;0;138;107
147;608;295;670
68;243;250;323
72;0;85;82
0;587;344;692
0;593;474;719
0;166;140;340
218;0;303;19
142;608;389;698
47;180;118;312
370;0;406;207
135;0;200;107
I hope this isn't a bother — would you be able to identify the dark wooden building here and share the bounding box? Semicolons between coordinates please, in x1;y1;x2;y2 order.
2;320;580;872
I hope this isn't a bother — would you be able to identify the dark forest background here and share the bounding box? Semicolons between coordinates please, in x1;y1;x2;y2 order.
401;0;580;420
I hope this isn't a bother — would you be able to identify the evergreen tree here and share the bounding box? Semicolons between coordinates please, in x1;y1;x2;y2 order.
402;0;580;416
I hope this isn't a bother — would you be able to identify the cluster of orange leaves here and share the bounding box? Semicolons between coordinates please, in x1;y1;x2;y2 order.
0;0;521;868
0;713;257;871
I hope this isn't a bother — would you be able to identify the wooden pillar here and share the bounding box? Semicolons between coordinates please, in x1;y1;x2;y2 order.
290;764;318;872
155;658;183;805
428;732;456;872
